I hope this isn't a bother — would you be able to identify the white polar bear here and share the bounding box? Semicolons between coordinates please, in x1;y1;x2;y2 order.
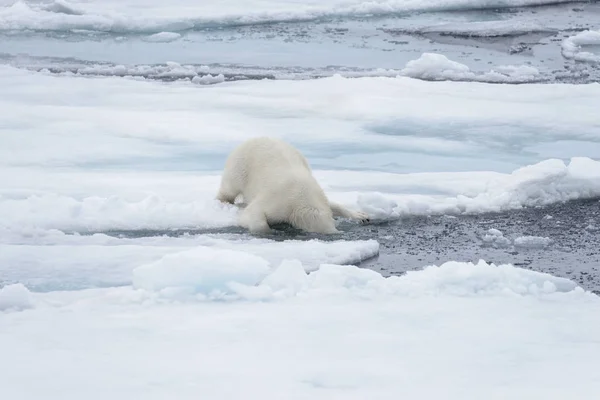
216;137;370;234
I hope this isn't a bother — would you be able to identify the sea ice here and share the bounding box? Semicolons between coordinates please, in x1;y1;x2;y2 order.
0;0;582;33
1;259;599;399
481;228;511;248
142;31;182;43
514;235;552;249
0;283;33;311
191;73;225;85
1;65;599;238
0;233;380;291
132;247;270;296
400;53;541;83
562;30;600;63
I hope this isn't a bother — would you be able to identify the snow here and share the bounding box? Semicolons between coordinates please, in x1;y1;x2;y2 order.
0;0;580;34
239;259;580;300
387;260;577;296
356;193;400;221
255;259;308;298
1;65;599;240
2;159;598;235
0;55;599;397
0;283;33;311
562;30;600;63
1;1;599;396
400;53;541;83
401;52;471;80
1;260;600;399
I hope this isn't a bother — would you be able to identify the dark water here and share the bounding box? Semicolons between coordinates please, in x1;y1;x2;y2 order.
356;198;600;294
103;198;600;293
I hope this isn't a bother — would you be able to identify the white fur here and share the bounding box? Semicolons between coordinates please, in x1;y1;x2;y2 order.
216;137;370;234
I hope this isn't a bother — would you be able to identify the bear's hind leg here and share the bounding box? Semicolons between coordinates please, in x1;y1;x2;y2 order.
238;202;271;234
216;183;238;204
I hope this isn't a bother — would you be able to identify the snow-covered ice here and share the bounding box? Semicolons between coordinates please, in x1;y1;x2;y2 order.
562;29;600;64
1;14;600;395
0;232;380;290
191;73;225;85
4;53;543;84
0;0;583;33
0;283;33;311
1;0;598;84
132;247;270;296
1;66;600;237
1;258;600;399
399;53;541;83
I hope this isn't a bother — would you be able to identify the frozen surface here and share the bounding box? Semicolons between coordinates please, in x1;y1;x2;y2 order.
1;260;600;399
1;2;600;83
132;247;271;295
1;66;598;294
1;1;600;395
562;29;600;63
0;232;379;290
1;66;599;239
0;0;583;33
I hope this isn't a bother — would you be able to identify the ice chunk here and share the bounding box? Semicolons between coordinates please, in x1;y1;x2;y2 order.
191;74;225;85
401;53;473;81
0;283;33;312
481;228;511;248
514;236;552;249
400;53;540;83
562;30;600;63
132;246;270;296
142;32;182;43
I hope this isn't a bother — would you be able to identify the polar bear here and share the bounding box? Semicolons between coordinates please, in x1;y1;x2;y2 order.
216;137;370;234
